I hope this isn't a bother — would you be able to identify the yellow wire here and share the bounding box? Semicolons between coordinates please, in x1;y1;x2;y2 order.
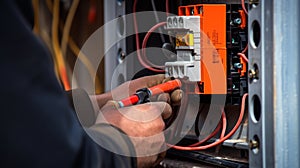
46;0;52;11
61;0;80;58
52;0;71;90
68;37;103;93
38;0;103;93
32;0;40;34
32;0;60;81
61;0;102;93
41;30;61;80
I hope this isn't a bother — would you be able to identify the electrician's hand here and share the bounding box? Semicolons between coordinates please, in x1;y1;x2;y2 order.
97;101;172;168
94;74;183;109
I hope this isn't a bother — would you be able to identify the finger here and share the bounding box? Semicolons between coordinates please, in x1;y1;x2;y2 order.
144;74;166;88
128;74;165;96
157;93;170;104
171;89;183;105
162;76;173;83
118;102;170;123
159;102;172;120
150;95;158;102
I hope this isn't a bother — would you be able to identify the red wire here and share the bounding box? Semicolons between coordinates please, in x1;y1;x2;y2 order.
241;43;248;54
141;22;167;69
168;93;248;150
189;110;225;147
220;109;227;139
166;0;169;16
241;0;248;15
60;67;71;91
238;53;248;63
240;0;248;56
133;0;165;72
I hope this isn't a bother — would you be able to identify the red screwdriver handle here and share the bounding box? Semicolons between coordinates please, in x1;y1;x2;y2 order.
118;95;139;108
149;79;182;96
118;79;182;108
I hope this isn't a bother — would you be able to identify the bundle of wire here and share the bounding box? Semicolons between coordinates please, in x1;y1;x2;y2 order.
33;0;102;93
51;0;71;90
168;93;248;150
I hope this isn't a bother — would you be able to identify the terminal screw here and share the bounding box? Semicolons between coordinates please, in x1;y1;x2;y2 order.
190;8;194;15
234;18;242;25
234;63;243;69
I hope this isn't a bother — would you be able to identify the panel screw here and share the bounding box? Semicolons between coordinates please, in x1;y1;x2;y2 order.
248;69;256;79
250;139;259;149
118;49;126;63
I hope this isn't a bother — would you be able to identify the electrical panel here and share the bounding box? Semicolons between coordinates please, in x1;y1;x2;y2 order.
124;0;249;167
165;4;247;103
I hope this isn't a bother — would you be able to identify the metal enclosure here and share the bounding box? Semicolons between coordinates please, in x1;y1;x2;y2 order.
104;0;127;91
273;0;300;167
249;0;300;167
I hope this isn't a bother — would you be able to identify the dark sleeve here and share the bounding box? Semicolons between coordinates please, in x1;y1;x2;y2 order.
0;0;136;167
66;88;96;127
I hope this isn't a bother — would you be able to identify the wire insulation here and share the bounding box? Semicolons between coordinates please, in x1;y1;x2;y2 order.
238;53;248;62
68;37;102;93
52;0;71;90
166;0;169;16
168;93;248;150
238;3;249;64
220;109;227;139
189;112;224;147
44;0;102;93
61;0;80;61
32;0;40;34
142;22;167;69
241;0;248;15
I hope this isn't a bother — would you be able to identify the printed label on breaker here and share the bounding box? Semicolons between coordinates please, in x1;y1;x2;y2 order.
176;33;194;47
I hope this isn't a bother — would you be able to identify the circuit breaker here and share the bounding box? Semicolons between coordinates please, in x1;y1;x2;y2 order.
165;4;227;95
164;4;247;103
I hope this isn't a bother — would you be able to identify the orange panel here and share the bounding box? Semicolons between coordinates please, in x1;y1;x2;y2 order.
179;4;227;94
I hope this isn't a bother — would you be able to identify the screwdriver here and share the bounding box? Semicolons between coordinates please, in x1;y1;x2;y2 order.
117;79;182;108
